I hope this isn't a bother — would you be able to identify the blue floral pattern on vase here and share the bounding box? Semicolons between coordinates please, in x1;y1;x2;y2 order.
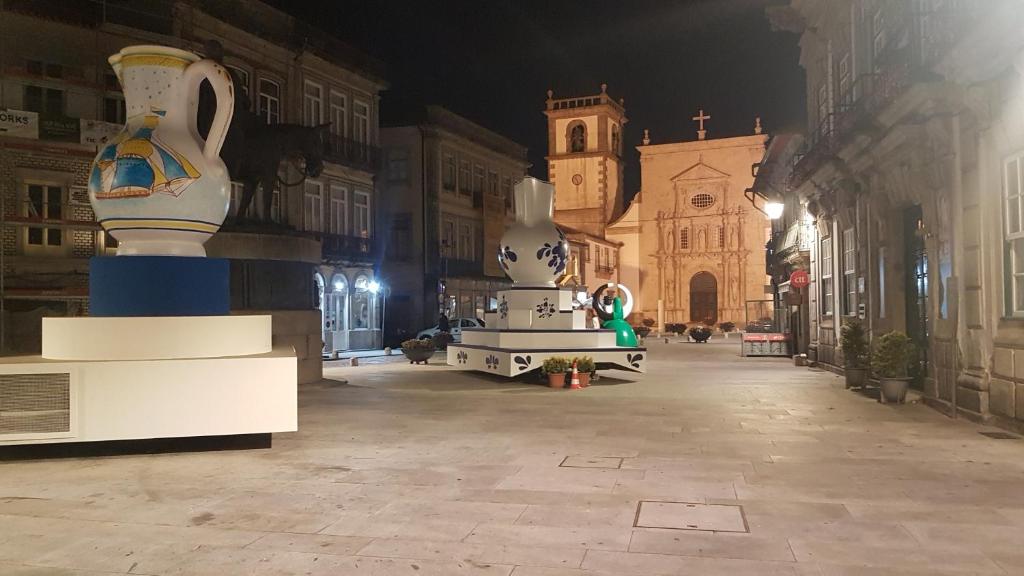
497;245;518;272
536;230;567;275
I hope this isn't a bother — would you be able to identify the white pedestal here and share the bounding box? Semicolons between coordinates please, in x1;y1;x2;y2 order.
0;316;297;446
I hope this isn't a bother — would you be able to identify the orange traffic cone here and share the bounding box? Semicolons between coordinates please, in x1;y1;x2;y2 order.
569;360;582;390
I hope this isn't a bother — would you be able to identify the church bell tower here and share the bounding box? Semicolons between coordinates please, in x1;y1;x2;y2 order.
544;84;626;237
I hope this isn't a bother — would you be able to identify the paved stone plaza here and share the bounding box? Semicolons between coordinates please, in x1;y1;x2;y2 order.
3;339;1024;575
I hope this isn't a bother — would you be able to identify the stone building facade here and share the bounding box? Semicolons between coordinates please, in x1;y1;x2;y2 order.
0;1;387;381
768;0;1024;428
379;105;528;342
616;128;770;327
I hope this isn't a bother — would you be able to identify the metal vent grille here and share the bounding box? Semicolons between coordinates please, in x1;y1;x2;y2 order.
0;373;70;435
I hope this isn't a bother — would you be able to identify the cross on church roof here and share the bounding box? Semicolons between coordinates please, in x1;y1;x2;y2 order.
692;108;710;140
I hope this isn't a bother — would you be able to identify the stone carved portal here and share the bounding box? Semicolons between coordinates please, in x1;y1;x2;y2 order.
690;271;718;325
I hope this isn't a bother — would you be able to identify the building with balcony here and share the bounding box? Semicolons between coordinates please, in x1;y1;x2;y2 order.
767;0;1024;427
0;1;387;379
378;105;529;344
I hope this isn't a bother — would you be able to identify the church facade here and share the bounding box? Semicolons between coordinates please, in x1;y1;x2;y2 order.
546;87;770;328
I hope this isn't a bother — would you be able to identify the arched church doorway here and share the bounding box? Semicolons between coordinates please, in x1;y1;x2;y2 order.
690;272;718;326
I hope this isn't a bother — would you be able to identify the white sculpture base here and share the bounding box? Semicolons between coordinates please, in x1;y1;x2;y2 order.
447;287;647;378
0;316;296;447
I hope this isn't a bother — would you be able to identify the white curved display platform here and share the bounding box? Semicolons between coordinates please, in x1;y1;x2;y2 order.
448;287;647;378
42;316;272;360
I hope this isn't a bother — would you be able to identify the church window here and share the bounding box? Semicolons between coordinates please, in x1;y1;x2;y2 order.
842;227;856;315
611;124;620;155
1003;153;1024;315
821;236;834;316
568;122;586;153
717;226;724;248
680;228;690;250
691;193;715;209
502;175;513;209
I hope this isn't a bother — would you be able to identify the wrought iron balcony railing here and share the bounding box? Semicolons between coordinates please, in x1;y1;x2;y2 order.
324;134;381;173
317;232;378;262
789;3;977;189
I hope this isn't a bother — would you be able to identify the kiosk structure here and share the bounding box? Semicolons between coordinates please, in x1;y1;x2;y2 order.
447;178;645;377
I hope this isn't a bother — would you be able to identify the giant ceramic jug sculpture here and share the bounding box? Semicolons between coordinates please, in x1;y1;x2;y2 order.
88;45;234;257
497;177;568;287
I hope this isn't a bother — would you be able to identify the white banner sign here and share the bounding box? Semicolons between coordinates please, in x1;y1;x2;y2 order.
0;109;39;139
80;119;121;147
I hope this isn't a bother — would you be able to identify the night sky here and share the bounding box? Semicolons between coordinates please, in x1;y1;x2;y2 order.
274;0;806;199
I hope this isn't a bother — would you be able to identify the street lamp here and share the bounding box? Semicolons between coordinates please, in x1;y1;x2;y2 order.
368;280;387;349
765;201;785;220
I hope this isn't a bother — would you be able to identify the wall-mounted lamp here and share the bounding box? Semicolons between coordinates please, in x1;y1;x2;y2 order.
765;201;785;220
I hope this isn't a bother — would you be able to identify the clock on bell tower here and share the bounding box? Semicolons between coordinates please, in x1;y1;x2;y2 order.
544;83;627;238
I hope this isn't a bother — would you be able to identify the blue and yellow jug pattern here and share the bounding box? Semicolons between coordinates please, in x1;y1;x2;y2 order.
90;110;201;200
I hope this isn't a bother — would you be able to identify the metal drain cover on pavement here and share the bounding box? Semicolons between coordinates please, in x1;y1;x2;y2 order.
559;456;623;469
634;501;748;532
979;431;1021;440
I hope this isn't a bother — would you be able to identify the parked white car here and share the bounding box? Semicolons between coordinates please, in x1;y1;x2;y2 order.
417;317;485;343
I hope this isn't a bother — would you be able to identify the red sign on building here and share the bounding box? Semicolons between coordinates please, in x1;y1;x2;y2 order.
790;270;810;289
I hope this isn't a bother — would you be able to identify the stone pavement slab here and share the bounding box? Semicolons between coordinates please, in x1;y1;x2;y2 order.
1;340;1023;574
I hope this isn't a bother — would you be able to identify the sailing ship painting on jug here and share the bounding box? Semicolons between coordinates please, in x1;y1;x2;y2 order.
91;110;201;199
87;45;234;257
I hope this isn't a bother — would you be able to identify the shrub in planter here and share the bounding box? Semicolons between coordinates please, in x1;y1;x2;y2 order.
840;318;870;388
641;318;656;328
871;331;916;404
719;321;736;333
689;325;712;343
634;326;652;339
574;356;596;387
542;357;570;388
401;338;435;364
432;331;454;350
665;323;687;336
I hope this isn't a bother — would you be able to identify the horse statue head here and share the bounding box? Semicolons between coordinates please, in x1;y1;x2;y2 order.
298;123;329;179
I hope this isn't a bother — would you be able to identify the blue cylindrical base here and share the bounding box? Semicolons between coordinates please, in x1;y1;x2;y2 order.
89;256;230;317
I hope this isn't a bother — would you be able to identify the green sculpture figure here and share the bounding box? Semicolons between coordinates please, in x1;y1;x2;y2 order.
603;296;638;347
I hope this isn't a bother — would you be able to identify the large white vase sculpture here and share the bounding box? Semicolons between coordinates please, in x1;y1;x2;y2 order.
497;177;568;287
88;45;234;257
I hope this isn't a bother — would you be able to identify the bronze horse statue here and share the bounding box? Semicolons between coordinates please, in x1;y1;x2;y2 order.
198;40;329;224
233;122;329;222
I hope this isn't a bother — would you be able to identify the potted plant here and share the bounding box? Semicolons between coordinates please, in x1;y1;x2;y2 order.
840;318;870;388
574;356;595;387
666;323;687;336
689;325;712;343
634;325;652;341
719;321;736;333
542;357;570;388
871;331;916;403
401;338;435;364
432;331;454;351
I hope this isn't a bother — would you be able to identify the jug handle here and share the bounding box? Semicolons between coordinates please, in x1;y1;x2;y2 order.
184;59;234;161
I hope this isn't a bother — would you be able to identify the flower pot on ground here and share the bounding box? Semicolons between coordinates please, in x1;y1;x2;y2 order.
542;357;570;388
401;338;435;364
634;326;652;340
432;331;454;351
871;331;916;404
665;323;687;337
574;356;595;387
719;321;736;333
840;318;871;389
689;325;712;343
